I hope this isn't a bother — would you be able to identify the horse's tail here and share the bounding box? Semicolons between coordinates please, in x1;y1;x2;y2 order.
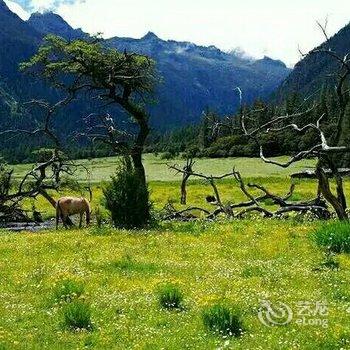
56;200;61;230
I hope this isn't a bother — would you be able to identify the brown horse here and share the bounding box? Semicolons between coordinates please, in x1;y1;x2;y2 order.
56;197;91;229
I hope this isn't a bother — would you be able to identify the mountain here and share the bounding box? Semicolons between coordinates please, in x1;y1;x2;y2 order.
0;0;39;84
26;11;290;128
106;33;290;127
0;1;290;158
27;12;87;40
276;22;350;99
0;0;41;131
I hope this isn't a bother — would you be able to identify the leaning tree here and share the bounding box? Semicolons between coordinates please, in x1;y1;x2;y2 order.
21;35;157;186
236;23;350;220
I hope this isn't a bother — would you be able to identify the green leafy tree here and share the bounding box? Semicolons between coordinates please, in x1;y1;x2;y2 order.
21;35;158;186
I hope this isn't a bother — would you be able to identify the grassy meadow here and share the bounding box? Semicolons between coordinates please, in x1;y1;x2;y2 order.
14;154;323;219
1;155;350;349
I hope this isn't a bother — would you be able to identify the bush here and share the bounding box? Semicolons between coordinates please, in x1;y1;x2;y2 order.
53;279;85;303
103;157;152;229
62;300;93;331
313;221;350;253
202;304;244;337
157;283;184;310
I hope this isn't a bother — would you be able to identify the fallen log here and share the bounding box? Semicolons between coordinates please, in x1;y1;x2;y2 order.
291;168;350;179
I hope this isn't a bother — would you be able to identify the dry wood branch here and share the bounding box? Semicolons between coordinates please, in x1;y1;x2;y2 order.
166;161;327;221
236;207;274;219
236;43;349;219
163;203;210;221
180;158;195;205
77;113;131;154
292;168;350;179
0;97;89;224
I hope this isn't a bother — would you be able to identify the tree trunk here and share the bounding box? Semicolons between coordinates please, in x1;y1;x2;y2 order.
131;121;149;186
39;189;56;208
181;174;190;205
131;151;146;185
131;117;149;186
315;165;348;220
118;98;150;186
180;159;194;205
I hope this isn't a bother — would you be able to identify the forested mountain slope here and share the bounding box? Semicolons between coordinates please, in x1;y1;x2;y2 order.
276;22;350;99
23;9;290;127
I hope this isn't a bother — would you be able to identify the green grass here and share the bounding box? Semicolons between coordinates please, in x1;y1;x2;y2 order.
202;304;244;337
313;221;350;253
12;154;316;183
61;300;93;331
1;156;350;348
157;283;184;310
23;174;350;222
1;221;350;348
52;279;85;304
13;154;336;220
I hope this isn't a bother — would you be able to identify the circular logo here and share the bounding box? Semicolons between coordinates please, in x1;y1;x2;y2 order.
258;300;293;327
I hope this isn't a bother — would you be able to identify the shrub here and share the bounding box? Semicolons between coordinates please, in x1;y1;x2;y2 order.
157;283;184;310
53;279;85;303
313;221;350;253
62;300;93;331
202;304;244;337
103;157;152;229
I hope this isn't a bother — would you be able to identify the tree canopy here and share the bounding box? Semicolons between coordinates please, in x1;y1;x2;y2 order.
21;35;158;183
21;35;157;107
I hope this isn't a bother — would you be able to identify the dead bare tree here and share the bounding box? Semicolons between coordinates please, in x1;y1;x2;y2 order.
166;163;330;221
180;158;195;205
164;22;349;222
236;22;350;220
76;113;132;155
170;158;196;205
0;97;87;224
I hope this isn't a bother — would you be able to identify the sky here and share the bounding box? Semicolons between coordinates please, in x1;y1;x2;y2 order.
4;0;350;67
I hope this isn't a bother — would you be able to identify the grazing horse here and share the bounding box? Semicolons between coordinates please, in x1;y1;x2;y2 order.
56;197;91;229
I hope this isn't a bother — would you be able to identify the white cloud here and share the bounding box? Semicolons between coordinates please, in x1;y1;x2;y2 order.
9;0;350;66
4;0;30;20
7;0;84;12
27;0;84;12
29;0;56;12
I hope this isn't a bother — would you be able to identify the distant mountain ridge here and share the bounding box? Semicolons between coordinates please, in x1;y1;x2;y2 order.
105;31;290;126
0;0;290;137
0;0;40;132
276;21;350;99
23;10;290;127
27;11;87;40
